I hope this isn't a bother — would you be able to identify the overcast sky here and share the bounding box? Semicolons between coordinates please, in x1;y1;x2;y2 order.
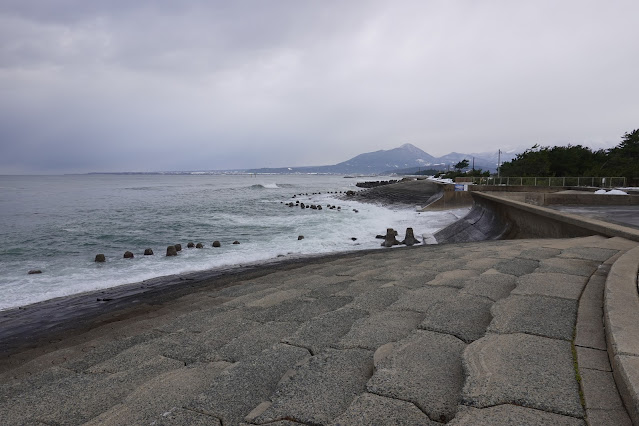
1;0;638;174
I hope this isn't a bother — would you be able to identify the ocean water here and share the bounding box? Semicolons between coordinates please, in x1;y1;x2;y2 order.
0;174;468;311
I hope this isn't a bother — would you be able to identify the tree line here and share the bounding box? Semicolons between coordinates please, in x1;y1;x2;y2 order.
499;129;638;185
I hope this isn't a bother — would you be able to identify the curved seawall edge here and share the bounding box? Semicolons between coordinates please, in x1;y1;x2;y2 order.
434;191;639;244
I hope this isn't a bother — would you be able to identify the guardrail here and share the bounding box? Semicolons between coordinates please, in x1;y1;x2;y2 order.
468;176;627;188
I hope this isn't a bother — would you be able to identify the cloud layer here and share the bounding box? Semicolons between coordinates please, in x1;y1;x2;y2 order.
1;0;638;173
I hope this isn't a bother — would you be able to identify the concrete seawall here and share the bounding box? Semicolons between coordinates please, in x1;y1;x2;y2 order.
434;191;639;244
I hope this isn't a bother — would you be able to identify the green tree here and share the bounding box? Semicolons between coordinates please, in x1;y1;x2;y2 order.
601;129;639;182
499;129;638;184
454;159;469;171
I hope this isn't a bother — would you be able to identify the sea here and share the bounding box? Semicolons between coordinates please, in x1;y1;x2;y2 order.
0;174;468;311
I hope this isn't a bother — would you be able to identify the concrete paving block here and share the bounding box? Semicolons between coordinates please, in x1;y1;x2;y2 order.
335;279;388;296
247;296;353;323
462;333;583;418
245;289;310;308
146;331;223;364
217;321;300;362
536;257;601;277
85;342;176;374
418;293;493;343
540;235;608;250
62;330;167;371
85;361;230;425
284;274;361;290
427;269;481;288
189;343;310;426
222;287;283;307
337;310;425;351
559;247;619;262
2;355;182;425
493;258;540;276
585;408;632;426
307;280;353;298
352;268;394;280
381;271;440;289
574;304;606;351
518;247;563;260
389;285;458;313
153;305;234;334
367;330;466;423
331;392;436;425
153;408;222;425
580;368;625;410
449;404;585;425
416;259;465;273
488;294;577;341
462;257;501;271
576;346;610;372
461;272;517;301
512;273;588;300
196;308;261;341
612;354;639;423
345;286;406;313
282;308;369;355
580;274;605;303
597;237;639;251
249;348;373;425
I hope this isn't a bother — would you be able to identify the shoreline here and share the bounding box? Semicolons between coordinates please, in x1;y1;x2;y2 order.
0;243;425;361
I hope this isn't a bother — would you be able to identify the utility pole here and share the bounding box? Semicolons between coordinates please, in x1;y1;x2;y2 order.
497;149;501;178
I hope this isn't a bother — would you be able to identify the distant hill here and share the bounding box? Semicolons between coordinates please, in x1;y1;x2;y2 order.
247;143;520;175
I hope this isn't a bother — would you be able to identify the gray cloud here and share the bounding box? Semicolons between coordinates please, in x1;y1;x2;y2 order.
1;0;638;173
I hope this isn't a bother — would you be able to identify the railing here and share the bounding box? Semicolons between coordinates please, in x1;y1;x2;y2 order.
469;176;627;188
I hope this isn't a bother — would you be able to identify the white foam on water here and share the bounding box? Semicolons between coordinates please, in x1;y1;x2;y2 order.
0;175;468;311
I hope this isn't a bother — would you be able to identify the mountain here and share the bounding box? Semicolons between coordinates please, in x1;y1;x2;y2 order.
331;143;437;173
246;144;522;175
247;143;438;174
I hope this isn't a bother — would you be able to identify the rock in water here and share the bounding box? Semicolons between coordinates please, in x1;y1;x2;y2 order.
381;228;401;247
123;251;134;259
212;241;221;247
233;241;240;244
298;235;304;240
95;254;106;262
166;246;178;256
196;243;203;248
144;248;154;255
187;242;195;248
174;244;182;252
401;228;421;246
28;270;42;275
